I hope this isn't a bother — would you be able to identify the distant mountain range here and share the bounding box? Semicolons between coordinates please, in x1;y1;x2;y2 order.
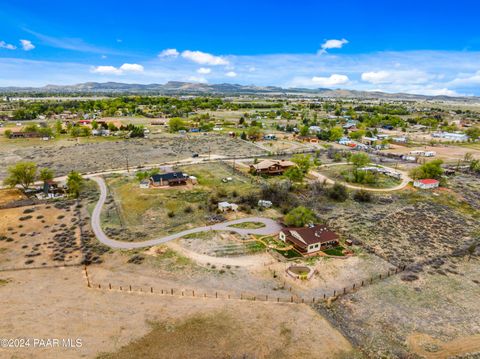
1;81;478;102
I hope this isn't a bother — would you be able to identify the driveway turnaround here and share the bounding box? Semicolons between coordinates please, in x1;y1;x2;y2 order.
311;162;411;192
90;176;282;249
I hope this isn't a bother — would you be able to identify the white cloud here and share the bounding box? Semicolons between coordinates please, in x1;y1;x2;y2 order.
119;63;144;72
197;67;211;74
319;38;348;53
448;71;480;87
0;40;16;50
158;48;179;58
91;63;144;75
181;50;229;65
361;71;391;84
20;39;35;51
311;74;349;86
225;71;237;77
91;65;122;75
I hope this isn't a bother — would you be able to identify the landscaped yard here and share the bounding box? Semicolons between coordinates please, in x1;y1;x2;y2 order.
323;246;346;256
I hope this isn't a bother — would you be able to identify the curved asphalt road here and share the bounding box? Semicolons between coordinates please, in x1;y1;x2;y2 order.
90;176;282;249
311;162;411;192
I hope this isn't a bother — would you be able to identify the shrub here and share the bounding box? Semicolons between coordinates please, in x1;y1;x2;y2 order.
353;189;372;203
327;183;348;202
184;206;193;213
167;211;175;218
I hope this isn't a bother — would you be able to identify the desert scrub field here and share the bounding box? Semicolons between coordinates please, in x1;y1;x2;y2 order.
318;259;480;358
0;133;266;180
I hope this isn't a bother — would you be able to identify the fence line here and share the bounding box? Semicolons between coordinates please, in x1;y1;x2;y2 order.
83;265;406;304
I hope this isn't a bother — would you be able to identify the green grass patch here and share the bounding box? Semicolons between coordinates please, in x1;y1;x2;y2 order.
274;248;302;259
229;221;266;229
323;246;345;256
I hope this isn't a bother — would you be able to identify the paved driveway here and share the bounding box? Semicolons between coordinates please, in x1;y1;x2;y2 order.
90;176;282;249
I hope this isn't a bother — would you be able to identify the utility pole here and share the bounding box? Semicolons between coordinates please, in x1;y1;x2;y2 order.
125;152;130;174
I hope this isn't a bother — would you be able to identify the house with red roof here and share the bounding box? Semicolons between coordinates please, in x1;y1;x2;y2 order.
413;179;440;189
279;224;339;255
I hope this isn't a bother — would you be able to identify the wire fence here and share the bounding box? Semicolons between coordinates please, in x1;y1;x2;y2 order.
83;265;406;304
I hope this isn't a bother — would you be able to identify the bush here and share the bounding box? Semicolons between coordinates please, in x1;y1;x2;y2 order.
167;211;175;218
184;206;193;213
327;183;348;202
353;189;372;203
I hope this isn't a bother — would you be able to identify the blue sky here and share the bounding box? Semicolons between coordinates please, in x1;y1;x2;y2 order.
1;0;480;95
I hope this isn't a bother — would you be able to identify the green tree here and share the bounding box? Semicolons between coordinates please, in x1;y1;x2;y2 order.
4;129;12;138
410;159;444;180
284;206;316;227
329;126;344;141
349;152;370;168
283;167;305;182
299;125;309;136
39;168;54;183
291;154;312;174
466;127;480;141
66;171;84;198
3;162;37;190
168;117;186;132
247;126;263;141
349;130;365;140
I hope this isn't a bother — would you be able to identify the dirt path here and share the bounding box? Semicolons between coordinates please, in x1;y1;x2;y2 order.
311;162;411;192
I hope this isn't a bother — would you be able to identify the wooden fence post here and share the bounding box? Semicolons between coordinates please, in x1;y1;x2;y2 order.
151;287;153;293
109;283;111;289
171;288;173;295
129;285;132;291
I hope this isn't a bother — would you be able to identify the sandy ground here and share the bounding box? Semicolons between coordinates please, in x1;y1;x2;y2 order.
384;143;480;162
407;332;480;359
0;188;27;206
0;266;352;359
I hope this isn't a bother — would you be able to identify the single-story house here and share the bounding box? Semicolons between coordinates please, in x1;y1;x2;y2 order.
279;224;339;255
250;159;296;175
218;202;238;212
9;132;42;139
413;179;439;189
297;135;319;143
150;172;189;187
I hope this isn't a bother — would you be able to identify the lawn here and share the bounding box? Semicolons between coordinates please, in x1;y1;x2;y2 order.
274;248;302;259
323;246;345;256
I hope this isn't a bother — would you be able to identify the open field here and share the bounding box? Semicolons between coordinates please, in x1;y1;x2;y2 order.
0;133;266;180
320;259;480;358
0;264;353;359
384;143;480;163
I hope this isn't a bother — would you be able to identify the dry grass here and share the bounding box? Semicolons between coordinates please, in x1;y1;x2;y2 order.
0;188;26;206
